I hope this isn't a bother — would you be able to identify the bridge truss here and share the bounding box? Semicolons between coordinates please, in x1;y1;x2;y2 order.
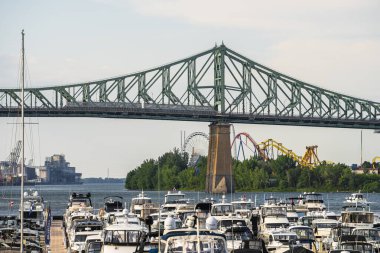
1;44;379;129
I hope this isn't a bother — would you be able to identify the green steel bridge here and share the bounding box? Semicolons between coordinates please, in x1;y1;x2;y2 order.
1;44;379;129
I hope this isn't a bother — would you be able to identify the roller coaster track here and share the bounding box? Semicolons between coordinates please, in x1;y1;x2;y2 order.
232;133;320;167
231;132;268;160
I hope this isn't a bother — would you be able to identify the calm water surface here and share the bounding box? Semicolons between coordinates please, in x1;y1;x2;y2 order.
1;183;379;216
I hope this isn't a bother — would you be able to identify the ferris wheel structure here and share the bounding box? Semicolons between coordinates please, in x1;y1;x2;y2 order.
182;132;209;166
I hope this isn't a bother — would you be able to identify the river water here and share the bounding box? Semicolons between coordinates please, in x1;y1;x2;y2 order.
1;183;379;216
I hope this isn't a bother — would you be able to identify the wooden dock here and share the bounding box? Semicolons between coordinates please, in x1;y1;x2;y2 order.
50;219;66;253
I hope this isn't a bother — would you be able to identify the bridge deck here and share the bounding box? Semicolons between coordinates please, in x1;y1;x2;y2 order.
50;220;66;253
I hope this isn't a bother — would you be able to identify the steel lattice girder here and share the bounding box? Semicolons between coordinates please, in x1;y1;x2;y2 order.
1;45;380;129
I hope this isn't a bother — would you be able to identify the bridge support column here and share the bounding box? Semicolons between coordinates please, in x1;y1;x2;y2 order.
206;122;234;193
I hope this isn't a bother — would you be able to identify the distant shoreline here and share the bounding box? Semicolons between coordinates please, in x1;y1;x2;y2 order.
82;178;124;184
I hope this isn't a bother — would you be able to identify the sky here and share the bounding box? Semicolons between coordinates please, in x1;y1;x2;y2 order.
0;0;379;178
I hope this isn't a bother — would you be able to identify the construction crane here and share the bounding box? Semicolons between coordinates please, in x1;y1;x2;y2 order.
8;140;22;175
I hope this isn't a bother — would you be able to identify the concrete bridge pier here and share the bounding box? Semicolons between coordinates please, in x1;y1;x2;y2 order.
206;122;235;193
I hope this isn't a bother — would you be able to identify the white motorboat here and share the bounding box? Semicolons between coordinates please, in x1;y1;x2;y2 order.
301;192;326;212
323;225;354;251
215;216;253;251
65;192;93;216
311;218;339;239
102;223;148;253
70;229;102;253
352;228;380;251
162;190;192;212
289;225;316;251
266;230;300;253
231;195;255;218
210;195;235;216
259;202;290;242
160;216;228;253
130;191;155;218
341;204;374;229
345;192;368;204
21;190;45;230
103;196;124;214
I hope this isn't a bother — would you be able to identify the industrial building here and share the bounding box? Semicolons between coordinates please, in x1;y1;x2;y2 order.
37;154;82;184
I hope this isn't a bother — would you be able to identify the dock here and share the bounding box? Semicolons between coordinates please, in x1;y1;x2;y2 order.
50;219;66;253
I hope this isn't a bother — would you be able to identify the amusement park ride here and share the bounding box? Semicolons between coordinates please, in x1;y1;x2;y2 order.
182;131;321;168
231;133;320;168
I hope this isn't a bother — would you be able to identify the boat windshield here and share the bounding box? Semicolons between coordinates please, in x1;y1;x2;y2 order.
225;231;252;241
23;211;42;219
290;228;314;240
342;243;373;253
212;205;234;215
314;223;338;228
305;194;323;203
71;198;92;207
266;223;289;229
75;234;88;242
219;220;247;229
166;194;186;204
262;206;287;216
352;229;380;241
330;227;353;242
104;230;141;245
232;202;254;210
271;234;298;243
105;201;123;212
341;213;374;224
132;198;152;205
162;238;226;253
87;242;102;253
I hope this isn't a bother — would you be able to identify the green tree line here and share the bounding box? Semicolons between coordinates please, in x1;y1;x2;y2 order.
125;149;380;192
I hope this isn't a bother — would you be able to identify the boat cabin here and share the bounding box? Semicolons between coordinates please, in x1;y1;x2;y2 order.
103;196;123;213
160;229;228;253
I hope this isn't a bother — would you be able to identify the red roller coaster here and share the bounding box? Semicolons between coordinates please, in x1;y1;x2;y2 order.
231;132;268;160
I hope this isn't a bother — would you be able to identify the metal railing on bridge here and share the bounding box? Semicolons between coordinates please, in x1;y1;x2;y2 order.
1;44;379;129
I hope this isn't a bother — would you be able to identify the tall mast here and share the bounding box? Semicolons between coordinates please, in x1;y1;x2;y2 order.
20;29;25;253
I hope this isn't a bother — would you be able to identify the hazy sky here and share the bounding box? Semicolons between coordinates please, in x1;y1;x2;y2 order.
0;0;379;178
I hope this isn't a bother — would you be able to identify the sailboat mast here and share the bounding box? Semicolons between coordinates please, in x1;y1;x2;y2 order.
20;29;25;253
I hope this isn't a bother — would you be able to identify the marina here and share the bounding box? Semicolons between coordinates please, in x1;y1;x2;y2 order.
1;184;380;252
0;2;380;253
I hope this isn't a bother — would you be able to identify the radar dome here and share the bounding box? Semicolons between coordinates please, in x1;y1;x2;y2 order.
164;216;176;230
206;216;218;230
